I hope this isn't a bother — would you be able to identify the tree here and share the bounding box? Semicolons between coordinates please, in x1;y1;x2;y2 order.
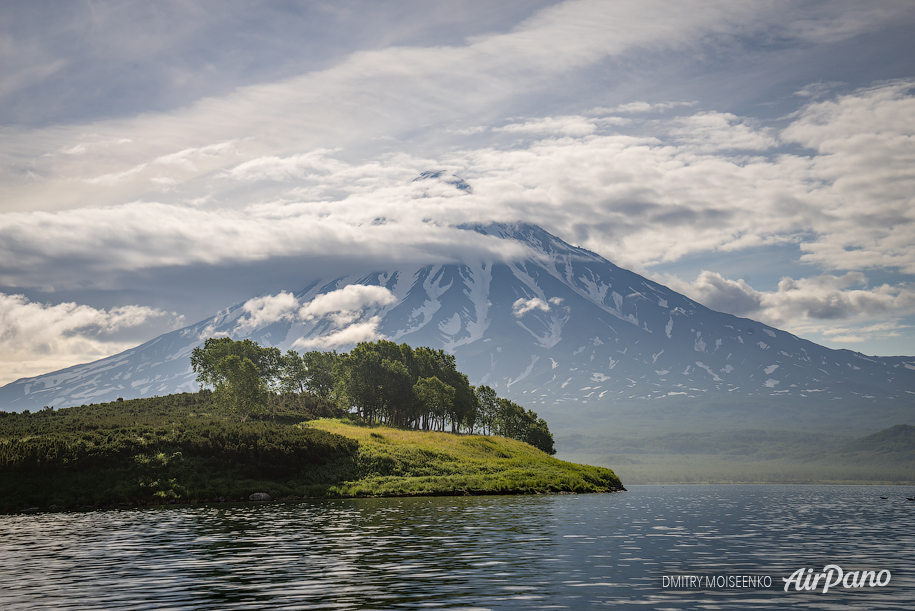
191;338;282;390
301;350;338;398
190;338;280;420
474;385;499;435
214;354;269;421
413;376;455;432
493;398;555;455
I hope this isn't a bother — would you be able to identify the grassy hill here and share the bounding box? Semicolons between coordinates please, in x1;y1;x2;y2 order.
0;393;622;513
307;419;622;497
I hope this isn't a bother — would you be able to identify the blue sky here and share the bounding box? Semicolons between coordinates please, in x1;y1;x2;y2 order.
1;0;914;385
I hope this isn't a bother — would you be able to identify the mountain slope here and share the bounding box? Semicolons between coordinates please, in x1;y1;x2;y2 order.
3;223;914;436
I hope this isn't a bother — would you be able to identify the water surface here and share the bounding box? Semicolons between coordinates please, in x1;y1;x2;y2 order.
1;485;912;609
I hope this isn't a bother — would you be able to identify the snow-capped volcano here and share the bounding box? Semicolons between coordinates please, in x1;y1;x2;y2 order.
3;223;913;435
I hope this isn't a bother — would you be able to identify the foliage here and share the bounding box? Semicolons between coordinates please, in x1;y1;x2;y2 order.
278;349;338;397
0;393;357;512
309;419;623;496
195;338;556;451
493;398;555;455
191;338;282;419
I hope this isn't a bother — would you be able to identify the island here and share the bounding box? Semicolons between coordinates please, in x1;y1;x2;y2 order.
0;339;623;513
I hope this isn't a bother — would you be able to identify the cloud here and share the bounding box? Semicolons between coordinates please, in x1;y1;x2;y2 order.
513;296;563;317
299;285;397;321
293;317;385;350
154;140;237;171
4;0;842;213
3;80;914;301
663;271;762;316
83;163;148;185
820;321;912;344
0;292;176;385
226;149;346;183
1;78;913;300
2;1;915;362
229;285;395;349
494;116;596;137
234;291;300;333
666;112;778;151
663;270;915;344
592;100;698;114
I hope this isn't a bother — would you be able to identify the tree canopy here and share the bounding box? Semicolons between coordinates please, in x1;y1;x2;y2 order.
191;337;555;454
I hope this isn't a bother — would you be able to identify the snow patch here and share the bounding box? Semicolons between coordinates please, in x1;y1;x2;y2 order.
507;355;539;388
764;364;779;375
550;358;559;369
694;332;706;353
658;298;668;308
764;378;780;388
612;291;623;314
695;361;722;382
652;350;664;364
757;341;769;350
591;373;610;382
764;329;776;338
721;364;734;374
438;312;462;335
665;317;674;338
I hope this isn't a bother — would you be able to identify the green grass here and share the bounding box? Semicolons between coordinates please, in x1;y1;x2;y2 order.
306;419;623;497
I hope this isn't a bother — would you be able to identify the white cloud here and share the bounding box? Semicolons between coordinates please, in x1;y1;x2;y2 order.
513;296;563;317
154;140;237;171
495;116;596;137
293;317;385;350
3;80;915;294
295;286;395;348
667;112;778;151
592;100;698;114
820;321;912;344
663;270;915;345
299;285;397;321
226;149;346;183
83;163;148;185
234;291;300;333
1;0;823;213
0;293;175;385
228;285;395;350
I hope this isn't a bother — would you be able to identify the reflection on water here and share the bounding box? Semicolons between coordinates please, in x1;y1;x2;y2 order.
1;485;913;610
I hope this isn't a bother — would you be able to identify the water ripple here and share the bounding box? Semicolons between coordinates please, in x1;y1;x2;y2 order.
0;486;912;609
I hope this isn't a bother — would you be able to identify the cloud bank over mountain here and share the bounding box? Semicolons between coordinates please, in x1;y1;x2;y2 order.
1;1;914;383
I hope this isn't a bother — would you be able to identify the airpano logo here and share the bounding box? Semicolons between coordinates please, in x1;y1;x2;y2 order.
783;565;891;593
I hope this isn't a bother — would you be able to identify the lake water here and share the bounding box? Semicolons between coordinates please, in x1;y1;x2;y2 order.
1;485;913;610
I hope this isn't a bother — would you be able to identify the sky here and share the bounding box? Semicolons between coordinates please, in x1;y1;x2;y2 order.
2;0;915;386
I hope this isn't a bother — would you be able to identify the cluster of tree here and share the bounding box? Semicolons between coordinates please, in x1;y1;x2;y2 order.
190;338;555;454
